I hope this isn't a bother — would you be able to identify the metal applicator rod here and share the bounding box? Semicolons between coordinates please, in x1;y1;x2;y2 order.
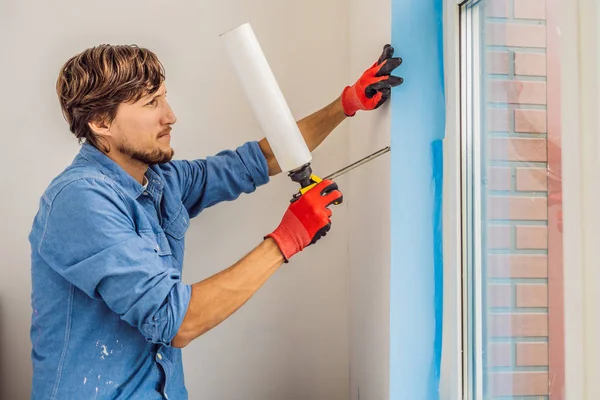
324;146;391;180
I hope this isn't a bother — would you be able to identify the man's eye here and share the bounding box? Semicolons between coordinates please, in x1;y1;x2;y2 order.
146;99;157;107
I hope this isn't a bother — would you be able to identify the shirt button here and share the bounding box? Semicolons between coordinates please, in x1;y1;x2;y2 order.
157;353;163;360
143;191;149;196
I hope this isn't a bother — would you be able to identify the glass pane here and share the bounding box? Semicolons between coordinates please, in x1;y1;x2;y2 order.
462;0;563;398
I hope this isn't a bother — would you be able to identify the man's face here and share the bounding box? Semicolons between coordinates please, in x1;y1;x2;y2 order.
108;83;177;165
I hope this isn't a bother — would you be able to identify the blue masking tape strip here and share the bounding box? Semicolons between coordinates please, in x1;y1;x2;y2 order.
390;0;445;398
429;139;444;399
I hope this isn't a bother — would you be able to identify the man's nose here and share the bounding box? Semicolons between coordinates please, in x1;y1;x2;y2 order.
162;102;177;125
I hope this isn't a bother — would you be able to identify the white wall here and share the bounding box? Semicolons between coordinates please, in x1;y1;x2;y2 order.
0;1;353;398
347;1;392;399
561;0;600;398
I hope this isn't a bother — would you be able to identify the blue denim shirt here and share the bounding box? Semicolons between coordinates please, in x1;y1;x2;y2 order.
29;141;269;399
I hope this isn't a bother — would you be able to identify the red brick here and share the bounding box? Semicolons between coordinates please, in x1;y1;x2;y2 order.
488;342;512;367
516;226;548;249
487;51;511;74
488;225;511;248
487;23;546;48
516;284;548;307
515;53;547;76
488;313;548;337
515;109;547;133
486;0;509;18
516;168;547;191
514;0;546;20
489;167;512;191
489;284;513;308
488;255;548;278
516;342;548;366
489;138;547;162
489;372;549;396
487;108;512;131
488;197;547;220
488;80;547;105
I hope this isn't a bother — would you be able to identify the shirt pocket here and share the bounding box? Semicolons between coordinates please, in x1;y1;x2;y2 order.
139;230;172;257
162;204;190;240
155;233;172;256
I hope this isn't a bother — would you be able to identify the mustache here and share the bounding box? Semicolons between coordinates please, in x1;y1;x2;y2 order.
157;128;172;138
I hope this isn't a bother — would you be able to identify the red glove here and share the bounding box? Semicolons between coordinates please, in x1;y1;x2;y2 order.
266;179;343;262
342;44;404;117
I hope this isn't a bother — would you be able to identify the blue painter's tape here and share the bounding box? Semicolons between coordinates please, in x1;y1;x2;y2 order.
390;0;445;398
429;139;444;399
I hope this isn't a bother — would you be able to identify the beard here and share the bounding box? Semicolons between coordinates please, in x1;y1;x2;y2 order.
115;139;174;165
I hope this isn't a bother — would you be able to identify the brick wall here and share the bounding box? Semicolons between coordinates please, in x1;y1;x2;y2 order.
483;0;553;398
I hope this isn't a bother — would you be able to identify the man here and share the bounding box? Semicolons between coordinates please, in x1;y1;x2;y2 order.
29;43;402;399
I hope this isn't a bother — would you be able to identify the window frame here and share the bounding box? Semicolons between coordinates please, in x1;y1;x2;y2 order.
559;0;600;398
441;1;467;399
461;2;485;398
455;1;485;398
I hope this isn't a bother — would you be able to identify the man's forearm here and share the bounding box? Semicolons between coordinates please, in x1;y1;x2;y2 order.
259;96;347;176
297;96;347;153
172;238;285;348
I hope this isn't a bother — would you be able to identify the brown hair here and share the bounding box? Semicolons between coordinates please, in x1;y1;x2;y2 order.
56;44;165;151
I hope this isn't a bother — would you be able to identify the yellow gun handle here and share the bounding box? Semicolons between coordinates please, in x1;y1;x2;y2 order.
290;174;323;203
299;174;322;195
290;174;341;206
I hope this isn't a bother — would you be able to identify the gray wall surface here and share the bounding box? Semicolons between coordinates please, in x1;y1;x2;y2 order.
347;0;392;398
0;1;356;398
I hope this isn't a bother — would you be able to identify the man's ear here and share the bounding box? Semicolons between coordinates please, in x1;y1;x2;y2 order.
88;115;111;137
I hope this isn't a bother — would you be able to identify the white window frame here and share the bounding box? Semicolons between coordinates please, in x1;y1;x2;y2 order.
459;3;485;399
443;1;484;399
560;0;600;398
441;1;466;399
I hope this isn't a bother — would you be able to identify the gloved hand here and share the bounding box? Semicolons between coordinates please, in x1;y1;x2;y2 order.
341;44;404;117
266;179;343;262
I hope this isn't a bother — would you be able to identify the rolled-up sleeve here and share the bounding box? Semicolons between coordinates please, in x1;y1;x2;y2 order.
37;178;191;346
169;141;270;218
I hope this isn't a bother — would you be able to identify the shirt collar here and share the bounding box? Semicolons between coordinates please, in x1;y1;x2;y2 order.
78;142;164;199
